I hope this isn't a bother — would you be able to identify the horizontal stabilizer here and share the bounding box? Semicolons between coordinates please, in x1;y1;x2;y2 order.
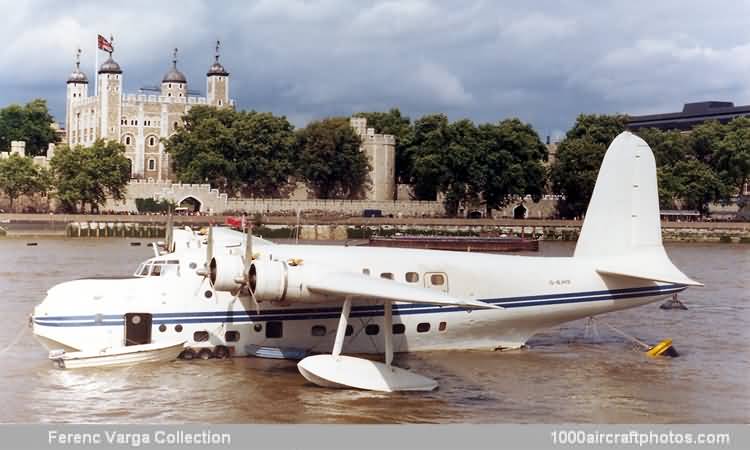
596;253;703;287
307;272;502;309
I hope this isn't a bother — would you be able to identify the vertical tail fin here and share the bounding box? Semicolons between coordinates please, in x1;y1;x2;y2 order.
574;132;701;286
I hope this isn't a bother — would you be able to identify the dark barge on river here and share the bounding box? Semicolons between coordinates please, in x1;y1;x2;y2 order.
367;235;539;252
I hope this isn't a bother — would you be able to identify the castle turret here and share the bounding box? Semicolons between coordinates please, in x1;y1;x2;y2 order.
161;48;187;98
206;40;229;107
97;36;122;142
66;48;88;145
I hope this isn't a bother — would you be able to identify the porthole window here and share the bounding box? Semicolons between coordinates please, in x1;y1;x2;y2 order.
266;321;283;338
175;324;183;333
131;315;141;325
405;272;419;283
311;325;326;337
362;268;370;275
365;324;380;335
393;324;405;334
204;290;213;299
380;272;394;280
189;262;197;269
439;321;447;332
417;322;430;333
193;331;209;342
430;274;445;285
158;324;166;332
225;331;240;342
345;325;353;336
253;323;263;333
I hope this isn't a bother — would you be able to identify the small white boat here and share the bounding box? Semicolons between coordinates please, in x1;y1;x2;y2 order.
48;340;186;369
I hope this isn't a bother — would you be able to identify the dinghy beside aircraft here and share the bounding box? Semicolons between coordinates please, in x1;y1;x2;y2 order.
30;132;701;391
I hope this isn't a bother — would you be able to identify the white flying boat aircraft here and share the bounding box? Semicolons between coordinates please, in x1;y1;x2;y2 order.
31;132;701;391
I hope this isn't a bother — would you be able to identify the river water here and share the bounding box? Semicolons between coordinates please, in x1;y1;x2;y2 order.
0;238;747;423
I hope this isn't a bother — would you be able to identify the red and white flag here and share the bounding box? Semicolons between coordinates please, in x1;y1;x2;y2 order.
97;34;113;53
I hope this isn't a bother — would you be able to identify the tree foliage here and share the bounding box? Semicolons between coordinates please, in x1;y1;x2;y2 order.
405;115;547;216
50;140;130;213
551;114;750;217
0;99;57;156
296;117;369;199
0;154;51;211
550;114;628;218
165;106;297;197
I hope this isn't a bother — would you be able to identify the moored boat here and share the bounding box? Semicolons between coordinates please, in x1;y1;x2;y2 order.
48;340;186;369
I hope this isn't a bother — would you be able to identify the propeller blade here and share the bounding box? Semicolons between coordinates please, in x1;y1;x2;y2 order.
207;224;214;267
245;224;253;264
165;208;174;252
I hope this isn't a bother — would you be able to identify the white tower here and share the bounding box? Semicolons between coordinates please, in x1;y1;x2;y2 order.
65;48;88;145
97;37;123;142
206;40;229;107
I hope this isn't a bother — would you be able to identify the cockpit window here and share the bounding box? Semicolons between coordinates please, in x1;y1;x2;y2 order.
134;259;181;277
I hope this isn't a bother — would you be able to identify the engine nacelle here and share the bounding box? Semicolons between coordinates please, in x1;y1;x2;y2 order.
249;259;325;303
209;255;245;292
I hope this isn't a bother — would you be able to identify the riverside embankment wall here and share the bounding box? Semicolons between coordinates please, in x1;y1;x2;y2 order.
1;214;748;242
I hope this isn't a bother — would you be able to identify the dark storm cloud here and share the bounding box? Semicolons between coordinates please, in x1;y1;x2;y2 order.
1;0;749;138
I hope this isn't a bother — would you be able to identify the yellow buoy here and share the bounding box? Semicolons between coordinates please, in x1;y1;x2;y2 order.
646;339;678;357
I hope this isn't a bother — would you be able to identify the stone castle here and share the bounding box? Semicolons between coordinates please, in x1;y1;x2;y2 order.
63;41;396;202
65;42;232;182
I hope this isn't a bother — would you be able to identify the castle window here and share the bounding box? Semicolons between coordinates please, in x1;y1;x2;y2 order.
168;83;172;88
125;136;131;145
148;136;155;146
218;100;222;106
148;159;155;171
168;93;171;97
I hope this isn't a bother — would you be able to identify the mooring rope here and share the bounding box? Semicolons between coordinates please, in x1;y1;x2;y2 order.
0;321;29;355
590;317;651;349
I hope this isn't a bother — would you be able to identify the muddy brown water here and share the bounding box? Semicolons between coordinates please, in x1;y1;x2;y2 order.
0;238;747;423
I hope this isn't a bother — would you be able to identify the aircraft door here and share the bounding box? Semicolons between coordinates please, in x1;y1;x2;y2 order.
424;272;449;292
124;313;152;346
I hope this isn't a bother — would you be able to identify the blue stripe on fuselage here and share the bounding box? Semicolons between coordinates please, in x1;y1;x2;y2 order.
33;284;686;327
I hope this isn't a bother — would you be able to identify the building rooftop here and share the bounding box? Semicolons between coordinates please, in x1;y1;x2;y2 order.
628;101;750;130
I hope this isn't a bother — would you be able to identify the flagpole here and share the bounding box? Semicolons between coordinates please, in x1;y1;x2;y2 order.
94;40;98;96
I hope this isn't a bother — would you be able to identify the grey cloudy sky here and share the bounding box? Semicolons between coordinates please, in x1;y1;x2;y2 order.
2;0;749;139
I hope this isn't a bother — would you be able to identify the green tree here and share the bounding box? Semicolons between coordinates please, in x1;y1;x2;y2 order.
550;114;628;218
165;106;297;197
670;159;727;214
296;117;369;199
354;109;414;184
714;117;750;199
475;119;548;216
50;140;130;213
0;99;57;156
0;154;51;211
407;114;452;200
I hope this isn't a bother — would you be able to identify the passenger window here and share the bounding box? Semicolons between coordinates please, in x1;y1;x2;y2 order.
417;322;430;333
380;272;394;280
193;331;209;342
425;272;448;292
393;324;405;334
439;321;447;332
405;272;419;283
345;325;353;336
311;325;326;337
362;268;370;275
225;331;240;342
266;321;283;338
365;324;379;335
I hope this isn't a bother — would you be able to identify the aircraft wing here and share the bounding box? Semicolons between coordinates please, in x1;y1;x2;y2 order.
306;271;502;309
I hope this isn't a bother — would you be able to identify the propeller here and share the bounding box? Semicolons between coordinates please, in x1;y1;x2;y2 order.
194;225;214;296
165;208;174;253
